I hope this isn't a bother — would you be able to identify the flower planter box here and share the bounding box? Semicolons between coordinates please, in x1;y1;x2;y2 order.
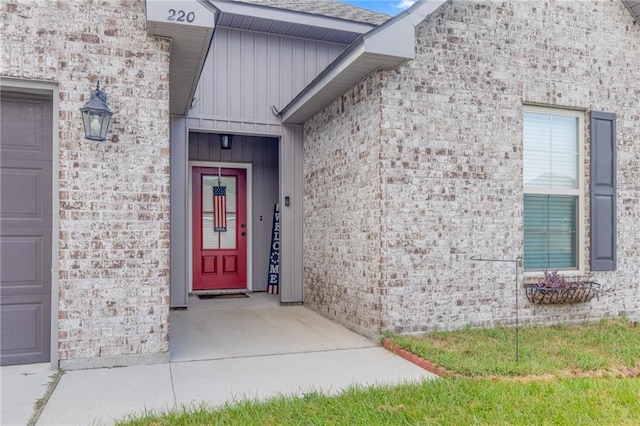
524;282;601;305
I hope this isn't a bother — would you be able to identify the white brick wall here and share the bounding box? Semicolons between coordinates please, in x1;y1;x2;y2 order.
304;76;386;337
304;0;640;336
2;0;171;367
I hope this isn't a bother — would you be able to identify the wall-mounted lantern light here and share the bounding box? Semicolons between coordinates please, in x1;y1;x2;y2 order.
80;81;113;141
219;134;233;150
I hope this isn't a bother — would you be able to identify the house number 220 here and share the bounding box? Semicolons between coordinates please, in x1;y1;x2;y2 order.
167;9;195;23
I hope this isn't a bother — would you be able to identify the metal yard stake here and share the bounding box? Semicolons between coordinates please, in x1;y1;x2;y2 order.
470;255;523;362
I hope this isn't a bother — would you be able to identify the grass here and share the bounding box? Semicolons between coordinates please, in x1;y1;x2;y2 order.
28;368;64;426
118;378;640;425
117;319;640;426
386;319;640;376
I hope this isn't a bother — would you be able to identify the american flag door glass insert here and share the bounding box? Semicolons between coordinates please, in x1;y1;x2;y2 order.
202;175;237;250
213;185;227;232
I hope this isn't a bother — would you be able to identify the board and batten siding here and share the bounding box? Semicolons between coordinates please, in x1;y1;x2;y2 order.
173;26;317;305
175;26;331;304
191;27;347;125
188;132;279;293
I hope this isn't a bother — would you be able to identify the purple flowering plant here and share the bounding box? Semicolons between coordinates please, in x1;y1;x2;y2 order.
526;270;600;304
537;269;589;289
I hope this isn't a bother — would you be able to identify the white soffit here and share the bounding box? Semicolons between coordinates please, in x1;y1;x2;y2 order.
209;1;376;37
623;0;640;25
280;0;447;125
146;0;216;115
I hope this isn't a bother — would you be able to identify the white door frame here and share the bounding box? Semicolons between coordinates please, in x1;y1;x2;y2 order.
187;161;253;293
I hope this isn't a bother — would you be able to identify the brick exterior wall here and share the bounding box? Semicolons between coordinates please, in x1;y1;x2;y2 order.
304;75;386;337
304;0;640;336
2;0;171;367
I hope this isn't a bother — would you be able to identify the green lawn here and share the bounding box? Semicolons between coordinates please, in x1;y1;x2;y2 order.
118;319;640;426
386;319;640;376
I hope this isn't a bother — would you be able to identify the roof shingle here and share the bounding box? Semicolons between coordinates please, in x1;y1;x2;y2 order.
230;0;390;25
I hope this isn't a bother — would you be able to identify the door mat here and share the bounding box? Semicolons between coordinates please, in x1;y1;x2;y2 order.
197;293;249;300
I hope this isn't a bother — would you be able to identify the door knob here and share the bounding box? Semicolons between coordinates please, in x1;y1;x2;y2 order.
241;232;246;237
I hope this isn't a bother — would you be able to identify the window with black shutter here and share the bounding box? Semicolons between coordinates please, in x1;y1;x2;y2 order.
590;111;617;271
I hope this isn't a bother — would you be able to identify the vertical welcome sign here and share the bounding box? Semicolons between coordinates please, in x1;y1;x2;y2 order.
267;204;280;294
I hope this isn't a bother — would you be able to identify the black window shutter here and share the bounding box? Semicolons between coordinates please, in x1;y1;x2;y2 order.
590;111;617;271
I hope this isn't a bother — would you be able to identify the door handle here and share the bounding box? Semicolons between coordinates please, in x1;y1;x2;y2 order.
241;232;246;237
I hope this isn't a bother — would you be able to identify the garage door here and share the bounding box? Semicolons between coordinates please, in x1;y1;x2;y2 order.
0;90;53;365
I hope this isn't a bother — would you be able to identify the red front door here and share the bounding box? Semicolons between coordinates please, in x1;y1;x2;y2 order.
192;167;247;290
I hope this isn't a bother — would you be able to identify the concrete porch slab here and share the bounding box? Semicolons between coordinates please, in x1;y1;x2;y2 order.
169;293;375;362
5;293;437;425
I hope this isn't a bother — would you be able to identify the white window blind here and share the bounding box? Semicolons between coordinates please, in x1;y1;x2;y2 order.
524;195;577;270
523;112;578;190
523;109;582;271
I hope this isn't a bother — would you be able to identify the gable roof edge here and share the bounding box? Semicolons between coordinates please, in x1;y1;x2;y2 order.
280;0;447;125
146;0;217;115
209;0;378;34
622;0;640;25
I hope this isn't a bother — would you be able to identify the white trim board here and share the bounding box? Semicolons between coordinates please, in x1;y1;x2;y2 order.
187;161;254;294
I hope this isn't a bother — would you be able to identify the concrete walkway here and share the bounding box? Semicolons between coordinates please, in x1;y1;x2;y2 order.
1;363;55;426
2;293;435;425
